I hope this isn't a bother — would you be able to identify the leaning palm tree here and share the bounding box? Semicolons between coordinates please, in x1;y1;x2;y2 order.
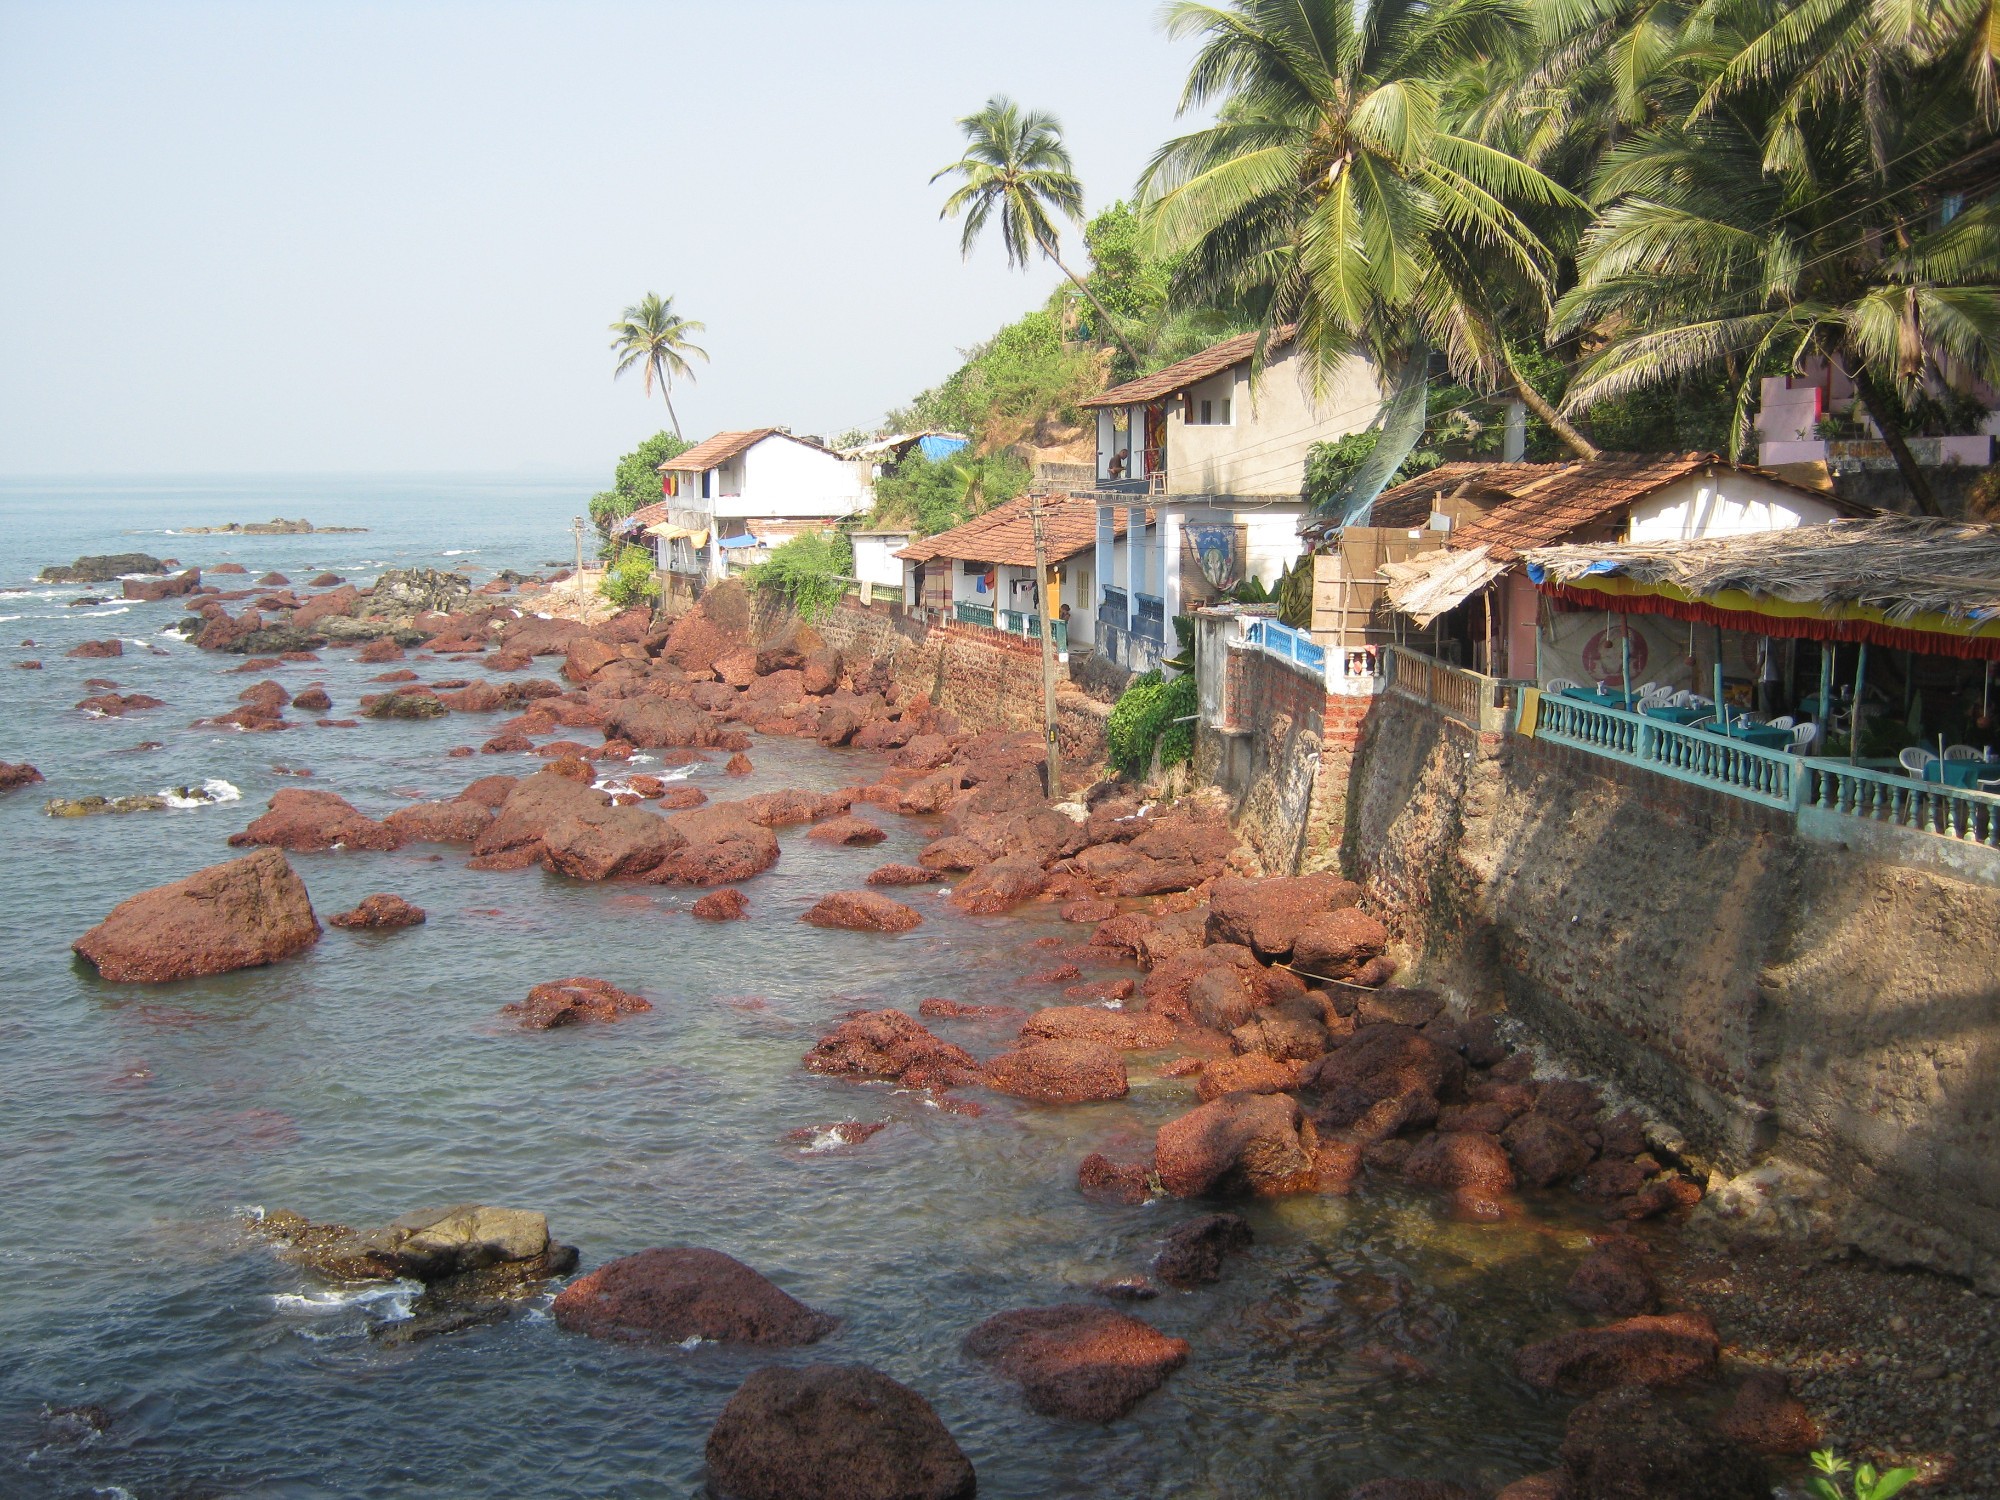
1139;0;1599;519
933;96;1143;366
609;294;707;438
1555;7;2000;516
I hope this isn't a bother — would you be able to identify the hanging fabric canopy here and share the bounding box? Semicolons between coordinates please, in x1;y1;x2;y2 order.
1524;517;2000;661
645;523;710;548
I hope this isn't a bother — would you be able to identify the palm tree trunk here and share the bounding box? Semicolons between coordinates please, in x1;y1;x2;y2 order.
1500;345;1600;461
657;357;683;440
1851;365;1940;516
1040;240;1144;368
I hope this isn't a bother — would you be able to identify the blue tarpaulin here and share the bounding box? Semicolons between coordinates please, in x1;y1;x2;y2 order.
717;534;759;549
917;434;968;462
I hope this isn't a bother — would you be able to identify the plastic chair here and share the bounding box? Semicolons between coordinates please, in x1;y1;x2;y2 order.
1769;715;1795;730
1637;681;1660;698
1945;744;1981;760
1546;678;1583;694
1740;711;1770;726
1900;747;1937;776
1790;723;1817;752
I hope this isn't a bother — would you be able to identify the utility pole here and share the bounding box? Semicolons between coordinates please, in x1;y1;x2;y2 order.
1028;494;1065;800
572;515;586;577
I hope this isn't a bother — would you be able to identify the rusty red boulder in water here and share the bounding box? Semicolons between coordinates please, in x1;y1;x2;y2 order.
865;863;933;887
1564;1240;1660;1318
73;848;321;983
962;1304;1189;1422
948;859;1047;914
1400;1130;1517;1215
1513;1310;1720;1394
806;815;886;846
704;1363;976;1500
551;1247;835;1345
1077;1153;1153;1204
1559;1386;1767;1500
1155;1091;1319;1198
227;788;402;853
1718;1370;1820;1455
802;1009;980;1090
1154;1212;1253;1288
983;1038;1128;1103
328;894;427;930
1205;872;1361;958
501;976;651;1030
0;762;45;790
692;888;749;921
802;890;923;933
381;798;493;844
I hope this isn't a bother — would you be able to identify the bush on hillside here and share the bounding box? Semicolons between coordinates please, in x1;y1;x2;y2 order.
599;544;659;608
747;531;854;622
869;450;1031;535
1106;670;1198;779
588;431;690;549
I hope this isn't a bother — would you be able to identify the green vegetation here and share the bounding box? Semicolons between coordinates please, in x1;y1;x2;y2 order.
588;431;689;550
598;544;659;608
888;310;1103;454
1807;1449;1916;1500
746;530;855;623
868;449;1032;535
1106;670;1199;779
608;293;707;439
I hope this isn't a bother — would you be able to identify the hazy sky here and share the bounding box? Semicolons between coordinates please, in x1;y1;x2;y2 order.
0;1;1201;475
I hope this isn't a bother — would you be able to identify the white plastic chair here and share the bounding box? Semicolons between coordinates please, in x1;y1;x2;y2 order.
1546;678;1583;694
1769;715;1795;730
1740;711;1770;726
1900;747;1937;776
1945;744;1981;760
1790;723;1817;752
1637;681;1660;697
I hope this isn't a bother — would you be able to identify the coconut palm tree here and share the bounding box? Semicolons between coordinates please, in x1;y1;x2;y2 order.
1140;0;1600;481
1555;6;2000;515
933;96;1143;366
609;294;708;438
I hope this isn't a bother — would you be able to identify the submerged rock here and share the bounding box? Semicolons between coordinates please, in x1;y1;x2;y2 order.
1559;1386;1766;1499
691;888;750;920
803;1010;981;1091
73;848;320;983
44;794;169;817
1514;1310;1720;1394
1154;1212;1253;1289
705;1364;976;1500
983;1038;1128;1104
328;894;427;930
0;761;45;790
552;1247;836;1346
961;1304;1189;1422
501;976;651;1030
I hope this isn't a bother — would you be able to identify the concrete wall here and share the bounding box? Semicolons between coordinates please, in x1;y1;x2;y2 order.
1627;471;1850;541
727;435;869;520
1170;349;1380;499
1335;687;2000;1288
850;535;910;592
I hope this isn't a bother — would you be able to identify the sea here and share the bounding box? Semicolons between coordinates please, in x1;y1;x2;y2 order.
0;476;1598;1498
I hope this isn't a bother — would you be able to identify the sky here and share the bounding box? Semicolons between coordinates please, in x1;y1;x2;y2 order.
0;0;1201;476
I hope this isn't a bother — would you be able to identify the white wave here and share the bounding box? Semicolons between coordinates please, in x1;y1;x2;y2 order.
441;549;474;556
84;605;130;616
272;1279;420;1320
90;1488;136;1499
155;627;181;638
160;778;241;809
677;1335;708;1350
659;763;697;782
0;615;18;624
795;1126;856;1154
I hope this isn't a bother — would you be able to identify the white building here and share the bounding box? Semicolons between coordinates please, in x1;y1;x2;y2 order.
1079;328;1383;674
849;528;914;602
897;494;1126;653
639;428;870;582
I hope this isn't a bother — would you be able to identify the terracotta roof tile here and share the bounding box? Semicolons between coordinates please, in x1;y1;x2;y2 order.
658;428;836;472
1318;453;1867;563
624;500;671;530
1079;327;1294;409
899;493;1126;569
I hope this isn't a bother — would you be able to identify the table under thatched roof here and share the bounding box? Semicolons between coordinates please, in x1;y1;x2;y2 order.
1524;515;2000;659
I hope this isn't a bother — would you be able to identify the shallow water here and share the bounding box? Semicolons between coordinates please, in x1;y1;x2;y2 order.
2;477;1617;1498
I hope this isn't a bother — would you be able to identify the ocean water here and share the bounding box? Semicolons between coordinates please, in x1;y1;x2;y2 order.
0;476;1604;1499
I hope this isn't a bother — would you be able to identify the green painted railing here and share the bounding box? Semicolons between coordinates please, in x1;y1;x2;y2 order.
1533;694;1802;810
953;600;1068;651
1804;760;2000;848
953;602;995;629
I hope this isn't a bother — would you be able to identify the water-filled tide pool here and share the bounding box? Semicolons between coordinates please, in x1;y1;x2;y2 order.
2;478;1621;1498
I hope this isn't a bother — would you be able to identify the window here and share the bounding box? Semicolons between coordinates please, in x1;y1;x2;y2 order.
701;469;712;500
1185;394;1233;426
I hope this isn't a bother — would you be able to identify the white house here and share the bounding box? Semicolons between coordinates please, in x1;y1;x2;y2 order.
640;428;870;582
849;528;914;602
897;494;1125;653
1079;328;1383;673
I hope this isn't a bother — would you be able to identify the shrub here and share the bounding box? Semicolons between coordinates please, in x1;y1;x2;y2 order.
599;545;659;608
747;530;854;622
1106;670;1198;779
588;431;690;548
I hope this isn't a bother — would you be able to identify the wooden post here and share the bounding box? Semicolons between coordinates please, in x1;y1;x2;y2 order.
572;515;586;576
1029;496;1065;800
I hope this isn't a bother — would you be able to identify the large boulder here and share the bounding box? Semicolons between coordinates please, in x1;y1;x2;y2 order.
603;696;715;749
1205;872;1361;958
948;859;1048;915
540;800;684;882
470;767;608;866
652;805;781;885
254;1203;576;1289
1400;1131;1516;1215
803;1010;981;1090
802;891;923;933
290;584;361;630
983;1039;1127;1104
382;798;493;844
1018;1005;1176;1051
1503;1112;1596;1189
1155;1091;1318;1198
228;788;401;853
74;849;321;982
41;552;166;583
1195;1053;1301;1103
1559;1387;1767;1500
704;1364;975;1500
1292;908;1391;981
1305;1024;1464;1141
552;1247;835;1345
1230;994;1334;1062
1513;1311;1721;1395
961;1305;1189;1422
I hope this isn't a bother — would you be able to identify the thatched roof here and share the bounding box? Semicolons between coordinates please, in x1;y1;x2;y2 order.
1524;515;2000;659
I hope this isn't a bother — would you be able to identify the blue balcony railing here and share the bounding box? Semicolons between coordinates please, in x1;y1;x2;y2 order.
1099;586;1129;633
1243;616;1326;677
1133;592;1166;644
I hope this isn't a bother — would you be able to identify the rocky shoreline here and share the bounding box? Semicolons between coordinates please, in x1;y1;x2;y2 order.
24;570;1990;1496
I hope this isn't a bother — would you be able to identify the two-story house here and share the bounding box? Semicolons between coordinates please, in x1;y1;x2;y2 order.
634;428;870;582
1079;327;1382;673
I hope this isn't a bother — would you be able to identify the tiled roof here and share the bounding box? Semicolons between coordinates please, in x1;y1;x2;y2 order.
1313;453;1867;563
659;428;829;472
1079;327;1294;409
899;493;1127;569
624;500;671;531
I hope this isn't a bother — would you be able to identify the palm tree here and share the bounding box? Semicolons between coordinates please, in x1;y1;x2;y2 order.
1140;0;1600;481
1554;5;2000;515
933;96;1144;366
609;294;708;438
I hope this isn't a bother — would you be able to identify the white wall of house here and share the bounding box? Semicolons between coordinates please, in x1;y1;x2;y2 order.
689;436;867;521
1170;349;1380;498
1627;473;1849;542
851;534;910;591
